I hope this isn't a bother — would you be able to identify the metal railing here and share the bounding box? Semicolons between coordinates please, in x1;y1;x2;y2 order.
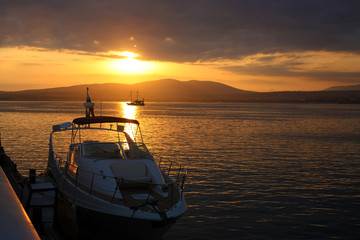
158;157;187;192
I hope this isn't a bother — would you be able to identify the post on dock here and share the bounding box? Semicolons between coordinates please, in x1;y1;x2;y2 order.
29;169;36;184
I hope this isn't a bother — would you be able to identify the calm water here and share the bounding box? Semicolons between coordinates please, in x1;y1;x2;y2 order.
1;101;360;239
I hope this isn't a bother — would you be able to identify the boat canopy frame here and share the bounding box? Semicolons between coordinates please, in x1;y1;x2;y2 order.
50;116;143;153
70;116;142;146
72;116;139;125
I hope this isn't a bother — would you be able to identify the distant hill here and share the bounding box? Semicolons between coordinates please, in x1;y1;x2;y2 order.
0;79;360;103
0;79;251;102
324;84;360;91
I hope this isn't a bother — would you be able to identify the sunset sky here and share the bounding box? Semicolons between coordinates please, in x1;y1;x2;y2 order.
1;0;360;92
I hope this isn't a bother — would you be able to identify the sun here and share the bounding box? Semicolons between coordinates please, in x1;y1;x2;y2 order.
114;58;149;74
109;55;154;74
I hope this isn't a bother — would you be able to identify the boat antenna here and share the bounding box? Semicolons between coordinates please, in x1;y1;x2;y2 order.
84;87;95;118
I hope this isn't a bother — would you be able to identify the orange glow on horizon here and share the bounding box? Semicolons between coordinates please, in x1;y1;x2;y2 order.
1;46;360;92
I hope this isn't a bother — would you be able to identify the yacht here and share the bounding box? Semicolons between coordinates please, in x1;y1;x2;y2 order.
47;92;187;239
127;99;145;106
127;91;145;106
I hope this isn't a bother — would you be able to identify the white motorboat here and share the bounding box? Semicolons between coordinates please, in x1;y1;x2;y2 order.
47;94;187;239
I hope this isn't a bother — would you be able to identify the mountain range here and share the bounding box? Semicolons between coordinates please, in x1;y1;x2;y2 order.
0;79;359;103
324;84;360;91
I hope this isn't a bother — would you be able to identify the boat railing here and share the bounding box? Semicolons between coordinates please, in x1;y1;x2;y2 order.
52;153;185;209
157;157;187;192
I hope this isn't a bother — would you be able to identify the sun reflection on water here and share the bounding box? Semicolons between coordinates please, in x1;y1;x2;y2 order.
119;102;139;141
120;102;136;119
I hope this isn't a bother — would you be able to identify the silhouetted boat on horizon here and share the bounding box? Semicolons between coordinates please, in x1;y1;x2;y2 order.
127;91;145;106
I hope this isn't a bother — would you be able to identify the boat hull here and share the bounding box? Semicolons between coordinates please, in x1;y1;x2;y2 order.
76;205;175;240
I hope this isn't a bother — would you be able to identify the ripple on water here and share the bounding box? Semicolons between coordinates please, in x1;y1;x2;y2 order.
1;102;360;239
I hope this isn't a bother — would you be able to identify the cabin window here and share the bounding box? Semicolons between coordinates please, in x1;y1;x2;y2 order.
125;143;153;159
81;143;123;159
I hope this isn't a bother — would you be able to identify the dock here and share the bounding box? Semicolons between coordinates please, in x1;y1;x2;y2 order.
0;165;40;239
0;146;63;240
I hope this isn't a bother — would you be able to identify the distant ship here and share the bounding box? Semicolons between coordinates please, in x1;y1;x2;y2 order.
127;91;145;106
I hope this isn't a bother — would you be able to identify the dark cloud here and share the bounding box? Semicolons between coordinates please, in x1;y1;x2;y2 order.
1;0;360;62
224;64;360;84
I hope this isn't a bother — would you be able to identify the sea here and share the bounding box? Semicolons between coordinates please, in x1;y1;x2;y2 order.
0;101;360;239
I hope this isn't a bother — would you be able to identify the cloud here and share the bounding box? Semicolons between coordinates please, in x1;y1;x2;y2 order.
226;64;360;84
164;37;174;44
1;0;360;62
222;53;360;84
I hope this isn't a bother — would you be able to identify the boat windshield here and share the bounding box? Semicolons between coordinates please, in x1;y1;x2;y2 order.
81;142;123;159
69;120;153;159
